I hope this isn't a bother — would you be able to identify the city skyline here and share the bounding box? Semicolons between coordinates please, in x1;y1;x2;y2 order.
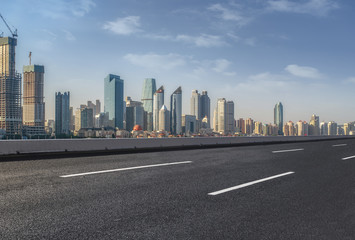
1;0;355;124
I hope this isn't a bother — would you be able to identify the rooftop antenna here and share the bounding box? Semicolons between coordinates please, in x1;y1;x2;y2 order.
29;52;32;65
0;13;17;38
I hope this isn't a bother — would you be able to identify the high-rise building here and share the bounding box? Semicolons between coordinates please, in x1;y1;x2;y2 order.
125;97;144;132
69;107;75;132
283;121;296;136
226;101;235;133
320;122;328;135
0;37;22;137
153;86;164;131
170;86;182;135
182;115;196;135
254;121;263;135
237;118;245;134
81;107;94;129
245;118;254;135
344;123;350;135
95;99;101;115
95;112;109;128
22;64;45;135
104;74;124;129
75;108;81;132
159;105;170;132
328;121;337;135
190;90;201;119
216;98;226;133
296;120;308;136
213;107;218;131
55;92;70;135
200;91;210;127
309;114;320;136
274;102;283;135
141;78;156;131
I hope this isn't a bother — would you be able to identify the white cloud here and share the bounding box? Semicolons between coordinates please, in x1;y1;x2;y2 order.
285;64;323;79
233;72;292;94
63;30;76;41
176;34;226;47
71;0;96;17
244;38;256;46
103;16;142;36
207;3;250;26
212;59;236;76
124;53;186;71
267;0;339;16
344;77;355;84
35;0;96;19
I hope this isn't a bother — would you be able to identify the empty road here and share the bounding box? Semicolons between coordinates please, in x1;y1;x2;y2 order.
0;138;354;239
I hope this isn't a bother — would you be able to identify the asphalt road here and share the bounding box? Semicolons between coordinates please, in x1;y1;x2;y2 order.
0;139;354;239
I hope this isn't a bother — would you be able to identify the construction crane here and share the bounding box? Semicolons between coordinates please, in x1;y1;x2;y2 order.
0;13;17;38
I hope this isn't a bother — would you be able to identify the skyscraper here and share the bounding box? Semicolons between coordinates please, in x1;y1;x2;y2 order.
226;101;235;133
170;86;182;135
0;37;22;137
104;74;124;129
95;99;101;115
190;90;201;120
141;78;156;131
245;118;254;135
159;105;170;132
125;96;144;132
81;107;94;129
22;64;45;135
153;86;164;131
217;98;226;133
296;120;308;136
309;114;320;136
320;122;328;136
328;121;337;135
274;102;283;135
182;115;196;135
200;91;210;127
55;92;70;136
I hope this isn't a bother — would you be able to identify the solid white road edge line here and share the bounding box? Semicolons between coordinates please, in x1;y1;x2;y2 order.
332;144;347;147
272;149;304;153
60;161;193;178
341;155;355;160
208;171;295;196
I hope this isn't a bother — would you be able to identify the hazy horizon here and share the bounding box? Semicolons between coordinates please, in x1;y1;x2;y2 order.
2;0;355;124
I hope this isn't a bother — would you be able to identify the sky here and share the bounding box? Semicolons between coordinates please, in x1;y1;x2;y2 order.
2;0;355;124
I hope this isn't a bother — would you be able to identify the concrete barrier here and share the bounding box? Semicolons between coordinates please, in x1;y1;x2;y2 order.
0;136;353;157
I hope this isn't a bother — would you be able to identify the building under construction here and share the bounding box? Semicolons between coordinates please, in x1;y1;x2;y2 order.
0;37;22;137
22;64;45;136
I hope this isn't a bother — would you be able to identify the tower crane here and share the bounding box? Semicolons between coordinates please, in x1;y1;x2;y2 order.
0;13;17;38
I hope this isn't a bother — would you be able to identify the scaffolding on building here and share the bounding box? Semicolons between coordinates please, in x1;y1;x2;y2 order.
0;73;22;137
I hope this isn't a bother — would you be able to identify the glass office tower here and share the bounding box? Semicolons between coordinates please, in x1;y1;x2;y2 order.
141;78;156;131
170;86;182;135
274;102;284;135
104;74;124;129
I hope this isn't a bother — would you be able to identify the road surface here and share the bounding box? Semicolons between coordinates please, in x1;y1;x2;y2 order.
0;139;354;239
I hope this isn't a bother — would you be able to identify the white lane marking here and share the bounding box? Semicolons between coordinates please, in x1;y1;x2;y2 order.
208;171;295;196
332;144;347;147
272;148;304;153
60;161;192;178
341;155;355;160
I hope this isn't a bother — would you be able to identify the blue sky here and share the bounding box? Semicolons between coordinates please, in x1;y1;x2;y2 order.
2;0;355;123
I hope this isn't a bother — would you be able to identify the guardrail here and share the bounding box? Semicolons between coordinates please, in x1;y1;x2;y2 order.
0;136;353;158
